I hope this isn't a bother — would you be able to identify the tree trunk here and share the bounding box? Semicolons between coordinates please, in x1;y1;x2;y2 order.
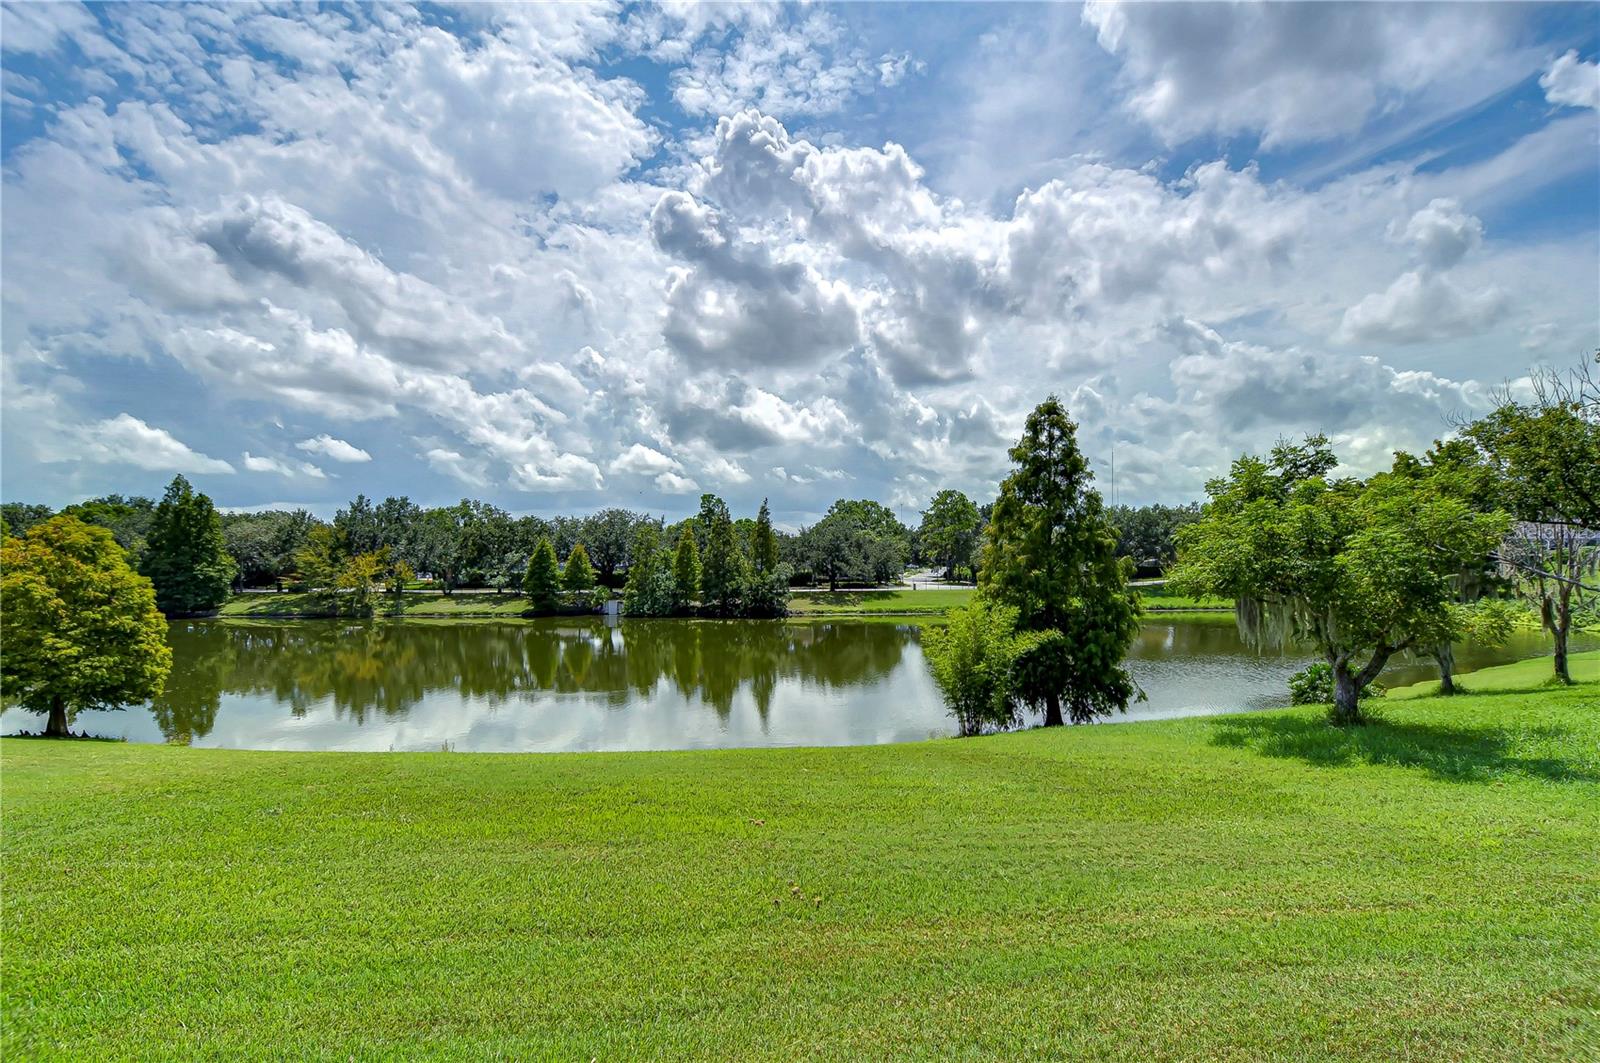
45;696;68;738
1043;690;1064;728
1330;666;1363;726
1554;585;1572;684
1433;643;1456;695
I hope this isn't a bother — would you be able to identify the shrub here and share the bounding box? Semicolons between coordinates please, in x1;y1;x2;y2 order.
1288;662;1384;706
924;599;1027;736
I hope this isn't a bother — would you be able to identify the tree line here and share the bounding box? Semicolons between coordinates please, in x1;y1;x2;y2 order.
7;356;1591;737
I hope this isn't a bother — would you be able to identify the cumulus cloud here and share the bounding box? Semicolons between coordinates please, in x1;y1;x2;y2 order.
1339;271;1509;345
296;434;372;463
1394;198;1483;270
0;4;1589;513
58;414;235;475
1541;50;1599;110
243;452;326;478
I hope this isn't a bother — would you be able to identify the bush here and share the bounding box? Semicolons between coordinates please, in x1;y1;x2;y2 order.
1288;662;1384;705
923;599;1027;736
742;566;792;618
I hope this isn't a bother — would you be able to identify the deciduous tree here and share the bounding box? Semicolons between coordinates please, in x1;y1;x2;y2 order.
1171;436;1509;725
979;397;1142;726
2;516;172;736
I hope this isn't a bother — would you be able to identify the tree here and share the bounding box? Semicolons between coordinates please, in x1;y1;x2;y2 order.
1106;502;1202;570
523;538;561;614
1170;436;1509;725
700;509;747;616
563;543;597;592
1461;384;1600;683
801;511;868;591
623;522;677;616
581;508;640;583
1497;522;1595;684
979;397;1142;726
2;516;172;737
1;502;53;538
295;524;348;614
752;499;779;575
918;490;982;581
61;494;157;561
141;475;236;615
672;524;701;610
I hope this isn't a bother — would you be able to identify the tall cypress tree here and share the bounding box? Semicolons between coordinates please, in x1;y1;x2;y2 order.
523;537;561;613
979;397;1141;726
673;523;701;610
700;512;746;616
141;475;236;615
562;543;596;592
752;498;779;575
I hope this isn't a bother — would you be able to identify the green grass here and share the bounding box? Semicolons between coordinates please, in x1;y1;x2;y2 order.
1387;649;1599;699
4;676;1597;1058
789;587;977;615
1134;581;1234;610
220;590;535;618
789;584;1229;616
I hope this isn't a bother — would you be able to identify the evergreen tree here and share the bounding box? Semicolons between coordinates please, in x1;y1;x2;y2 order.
980;397;1141;726
2;516;172;736
141;475;236;615
623;522;677;616
523;537;561;613
752;498;779;575
673;523;701;610
701;511;747;616
562;543;597;592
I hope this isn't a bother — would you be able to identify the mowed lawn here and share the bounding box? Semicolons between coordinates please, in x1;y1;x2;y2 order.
4;666;1598;1059
220;590;533;618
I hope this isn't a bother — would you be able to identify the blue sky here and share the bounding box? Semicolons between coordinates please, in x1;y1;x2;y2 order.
2;1;1596;526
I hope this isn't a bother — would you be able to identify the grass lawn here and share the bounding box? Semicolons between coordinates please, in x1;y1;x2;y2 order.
220;590;534;618
789;587;977;615
1387;649;1599;699
4;662;1597;1058
789;584;1230;616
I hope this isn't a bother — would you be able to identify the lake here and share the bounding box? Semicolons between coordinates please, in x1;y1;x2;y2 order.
6;617;1588;752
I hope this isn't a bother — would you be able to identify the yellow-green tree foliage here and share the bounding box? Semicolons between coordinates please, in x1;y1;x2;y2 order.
2;516;172;736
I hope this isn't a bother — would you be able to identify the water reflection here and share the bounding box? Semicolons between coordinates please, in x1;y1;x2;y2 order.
5;617;1588;753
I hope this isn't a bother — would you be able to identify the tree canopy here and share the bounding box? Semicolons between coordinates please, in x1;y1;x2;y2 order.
918;489;982;581
523;538;562;614
1170;435;1509;724
2;516;172;736
141;475;236;615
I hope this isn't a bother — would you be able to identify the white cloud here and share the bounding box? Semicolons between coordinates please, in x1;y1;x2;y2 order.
1541;50;1599;110
1339;271;1509;345
243;451;327;478
296;434;372;463
1083;0;1529;146
1394;198;1483;271
60;414;235;475
609;442;682;477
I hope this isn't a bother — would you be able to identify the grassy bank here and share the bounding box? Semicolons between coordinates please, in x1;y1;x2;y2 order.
789;587;977;615
223;583;1228;620
220;590;534;618
5;669;1596;1058
1387;648;1599;699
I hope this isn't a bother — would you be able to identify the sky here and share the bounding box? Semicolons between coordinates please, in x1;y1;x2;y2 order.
1;1;1596;528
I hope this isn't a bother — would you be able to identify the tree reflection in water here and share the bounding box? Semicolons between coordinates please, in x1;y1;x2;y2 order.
151;619;913;742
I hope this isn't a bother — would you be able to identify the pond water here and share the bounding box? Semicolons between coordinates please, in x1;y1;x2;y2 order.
6;617;1589;753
